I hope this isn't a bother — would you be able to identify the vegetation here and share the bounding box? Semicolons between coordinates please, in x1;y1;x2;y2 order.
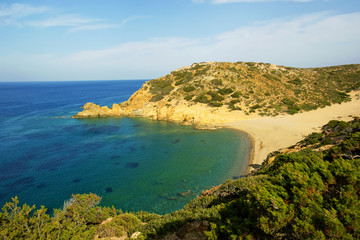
145;61;359;115
1;118;359;239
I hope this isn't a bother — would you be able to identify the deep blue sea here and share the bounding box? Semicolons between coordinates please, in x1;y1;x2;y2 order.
0;80;251;214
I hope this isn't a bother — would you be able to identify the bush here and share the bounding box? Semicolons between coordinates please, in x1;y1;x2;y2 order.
194;95;210;103
231;92;241;98
207;91;225;102
301;104;317;111
149;79;174;95
150;94;164;102
183;85;196;92
211;79;223;86
288;78;302;85
184;95;194;101
218;88;234;95
208;102;223;107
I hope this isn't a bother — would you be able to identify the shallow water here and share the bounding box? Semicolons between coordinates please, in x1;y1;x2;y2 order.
0;80;251;214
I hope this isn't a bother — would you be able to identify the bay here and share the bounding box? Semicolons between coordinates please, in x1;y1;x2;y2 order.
0;80;251;214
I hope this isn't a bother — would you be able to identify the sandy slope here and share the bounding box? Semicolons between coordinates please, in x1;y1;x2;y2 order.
221;91;360;170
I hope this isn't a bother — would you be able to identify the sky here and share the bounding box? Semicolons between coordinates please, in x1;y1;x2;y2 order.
0;0;360;81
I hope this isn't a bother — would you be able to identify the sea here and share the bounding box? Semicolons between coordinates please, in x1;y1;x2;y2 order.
0;80;252;214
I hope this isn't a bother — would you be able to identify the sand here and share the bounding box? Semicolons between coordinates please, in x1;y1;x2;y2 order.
221;91;360;169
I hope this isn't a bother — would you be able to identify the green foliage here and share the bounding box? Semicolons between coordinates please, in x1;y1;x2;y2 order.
231;91;241;98
288;77;302;85
211;79;223;86
208;102;223;107
263;73;281;81
206;91;225;102
218;87;234;95
150;94;164;102
301;103;318;111
149;79;174;102
184;95;194;101
0;193;118;239
330;90;351;104
194;94;210;103
282;98;301;114
194;65;211;76
183;85;196;92
96;213;142;238
301;132;323;145
172;71;193;86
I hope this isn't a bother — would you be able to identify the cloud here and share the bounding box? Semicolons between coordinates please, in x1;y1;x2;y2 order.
194;0;314;3
121;15;151;25
0;3;49;18
26;14;121;32
1;11;359;81
0;3;139;32
27;14;100;27
0;3;49;25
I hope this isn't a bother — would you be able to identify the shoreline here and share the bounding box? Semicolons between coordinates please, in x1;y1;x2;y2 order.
223;128;255;176
221;91;360;173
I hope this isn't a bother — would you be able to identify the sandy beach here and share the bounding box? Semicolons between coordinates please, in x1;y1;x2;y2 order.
221;91;360;170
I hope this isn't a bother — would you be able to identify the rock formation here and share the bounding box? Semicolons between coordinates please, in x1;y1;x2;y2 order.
73;61;360;126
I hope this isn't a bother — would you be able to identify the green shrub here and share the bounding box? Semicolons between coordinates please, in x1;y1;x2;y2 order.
250;104;261;110
208;102;223;107
231;91;241;98
301;104;317;111
96;213;142;238
184;95;194;101
183;85;196;92
218;88;234;95
211;79;223;86
149;79;174;101
288;78;302;85
150;94;164;102
230;99;240;104
207;91;225;102
302;132;323;145
194;94;210;103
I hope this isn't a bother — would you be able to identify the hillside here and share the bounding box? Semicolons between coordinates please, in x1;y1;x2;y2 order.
73;61;360;125
1;118;359;239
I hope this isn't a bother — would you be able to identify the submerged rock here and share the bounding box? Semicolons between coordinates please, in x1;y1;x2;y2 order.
125;162;139;168
178;190;191;197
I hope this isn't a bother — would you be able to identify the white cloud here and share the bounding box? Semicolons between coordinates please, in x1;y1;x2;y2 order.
0;3;49;25
0;3;138;32
27;14;100;27
121;15;151;25
69;24;120;33
0;3;49;18
25;14;122;32
1;11;359;81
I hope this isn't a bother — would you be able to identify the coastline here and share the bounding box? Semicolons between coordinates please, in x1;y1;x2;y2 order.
73;88;360;176
221;90;360;173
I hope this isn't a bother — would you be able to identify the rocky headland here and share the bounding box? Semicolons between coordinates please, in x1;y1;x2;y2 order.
73;61;360;168
73;61;360;126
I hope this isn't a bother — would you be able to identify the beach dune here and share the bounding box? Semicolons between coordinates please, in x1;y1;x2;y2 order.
223;91;360;169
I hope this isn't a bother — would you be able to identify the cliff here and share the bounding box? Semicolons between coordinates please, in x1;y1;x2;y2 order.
73;61;360;126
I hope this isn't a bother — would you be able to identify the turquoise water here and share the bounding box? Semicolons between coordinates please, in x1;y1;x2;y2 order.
0;80;251;214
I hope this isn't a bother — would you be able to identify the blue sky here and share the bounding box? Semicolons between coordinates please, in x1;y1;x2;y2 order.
0;0;360;81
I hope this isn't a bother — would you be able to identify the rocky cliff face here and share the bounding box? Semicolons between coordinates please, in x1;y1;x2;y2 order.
73;61;360;125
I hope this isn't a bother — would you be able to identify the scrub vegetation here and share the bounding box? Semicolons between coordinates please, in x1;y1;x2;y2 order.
146;62;360;116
